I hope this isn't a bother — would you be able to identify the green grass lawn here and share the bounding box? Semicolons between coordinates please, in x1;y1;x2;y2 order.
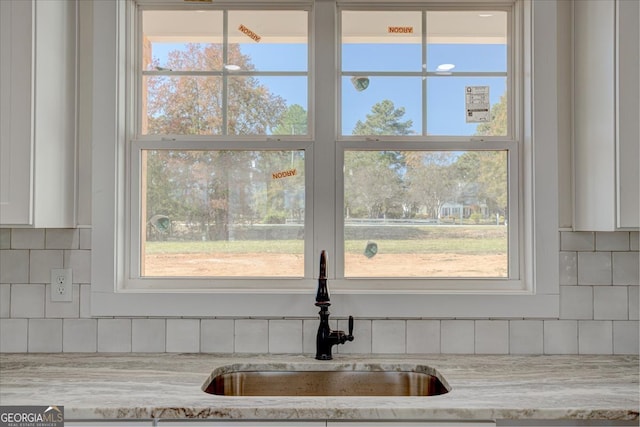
145;226;507;255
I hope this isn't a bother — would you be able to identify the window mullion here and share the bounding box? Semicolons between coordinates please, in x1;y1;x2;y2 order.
313;0;339;280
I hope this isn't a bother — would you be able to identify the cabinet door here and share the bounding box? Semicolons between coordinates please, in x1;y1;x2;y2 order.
0;0;33;225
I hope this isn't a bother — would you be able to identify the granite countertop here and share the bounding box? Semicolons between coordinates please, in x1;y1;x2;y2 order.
0;353;638;422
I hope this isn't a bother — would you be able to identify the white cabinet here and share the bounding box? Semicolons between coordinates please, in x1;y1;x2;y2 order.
574;0;639;231
0;0;76;227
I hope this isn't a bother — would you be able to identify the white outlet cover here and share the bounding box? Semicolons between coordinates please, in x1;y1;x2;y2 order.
51;268;73;302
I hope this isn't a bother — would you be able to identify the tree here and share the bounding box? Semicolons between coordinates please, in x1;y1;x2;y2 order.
405;152;458;220
472;93;509;217
272;104;308;135
345;100;413;219
143;43;290;240
475;92;508;137
352;100;415;136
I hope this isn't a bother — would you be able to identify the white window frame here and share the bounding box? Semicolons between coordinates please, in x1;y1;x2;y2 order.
91;0;558;318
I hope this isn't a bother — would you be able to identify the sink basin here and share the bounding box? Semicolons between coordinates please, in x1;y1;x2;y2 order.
202;363;450;397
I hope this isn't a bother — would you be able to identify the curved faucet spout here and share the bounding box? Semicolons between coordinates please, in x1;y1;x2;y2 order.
315;250;330;305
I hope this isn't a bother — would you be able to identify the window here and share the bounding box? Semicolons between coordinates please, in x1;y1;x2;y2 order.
92;0;559;317
132;5;310;285
338;7;517;284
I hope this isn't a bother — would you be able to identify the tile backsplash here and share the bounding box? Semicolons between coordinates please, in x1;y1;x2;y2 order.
0;228;638;355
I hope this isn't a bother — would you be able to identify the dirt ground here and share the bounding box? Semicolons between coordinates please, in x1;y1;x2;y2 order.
143;252;507;277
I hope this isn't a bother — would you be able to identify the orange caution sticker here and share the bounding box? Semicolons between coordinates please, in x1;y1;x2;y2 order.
238;24;261;42
272;168;297;180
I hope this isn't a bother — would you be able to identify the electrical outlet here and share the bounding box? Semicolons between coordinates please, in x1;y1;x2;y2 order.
50;268;72;302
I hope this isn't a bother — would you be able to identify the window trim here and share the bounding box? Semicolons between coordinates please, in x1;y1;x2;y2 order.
91;0;559;318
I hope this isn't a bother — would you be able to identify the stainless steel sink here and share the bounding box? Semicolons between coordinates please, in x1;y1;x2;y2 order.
202;364;450;397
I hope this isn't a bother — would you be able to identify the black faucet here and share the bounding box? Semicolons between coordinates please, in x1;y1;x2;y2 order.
315;250;354;360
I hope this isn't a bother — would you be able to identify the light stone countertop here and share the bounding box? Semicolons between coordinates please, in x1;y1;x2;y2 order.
0;353;638;422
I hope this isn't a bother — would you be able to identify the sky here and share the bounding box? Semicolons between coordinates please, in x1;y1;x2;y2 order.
151;41;507;136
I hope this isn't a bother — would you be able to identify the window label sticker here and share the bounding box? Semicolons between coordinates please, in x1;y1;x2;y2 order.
388;26;414;34
465;86;491;123
272;168;297;179
238;24;261;42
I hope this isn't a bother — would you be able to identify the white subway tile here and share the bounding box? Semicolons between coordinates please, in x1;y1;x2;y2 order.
630;232;639;251
593;286;628;320
613;252;639;286
0;319;28;352
577;252;612;285
10;284;45;318
97;319;132;352
28;319;63;352
269;319;303;354
441;320;474;354
45;229;79;249
561;232;594;251
80;284;91;318
0;229;10;249
79;228;92;250
559;252;577;285
45;284;80;318
543;320;578;354
406;320;440;354
578;320;613;354
0;250;29;283
613;321;639;355
0;284;9;317
11;229;45;249
166;319;200;353
509;320;543;354
132;319;166;352
337;318;371;354
629;286;639;320
201;319;234;353
372;320;406;354
302;319;319;355
64;250;91;283
234;319;268;353
29;250;63;283
475;320;509;354
596;232;630;251
559;285;593;319
63;319;97;352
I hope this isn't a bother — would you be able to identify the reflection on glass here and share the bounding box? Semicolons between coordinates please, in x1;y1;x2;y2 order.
342;76;421;136
141;150;305;277
426;11;507;73
426;77;507;136
229;10;308;72
142;11;223;71
342;11;422;72
344;150;508;277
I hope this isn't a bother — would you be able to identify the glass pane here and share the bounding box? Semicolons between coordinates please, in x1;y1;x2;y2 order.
228;10;308;72
426;77;507;136
344;150;508;278
228;76;308;136
142;76;222;135
342;11;422;72
141;150;305;277
342;76;421;136
426;11;507;73
142;11;223;71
